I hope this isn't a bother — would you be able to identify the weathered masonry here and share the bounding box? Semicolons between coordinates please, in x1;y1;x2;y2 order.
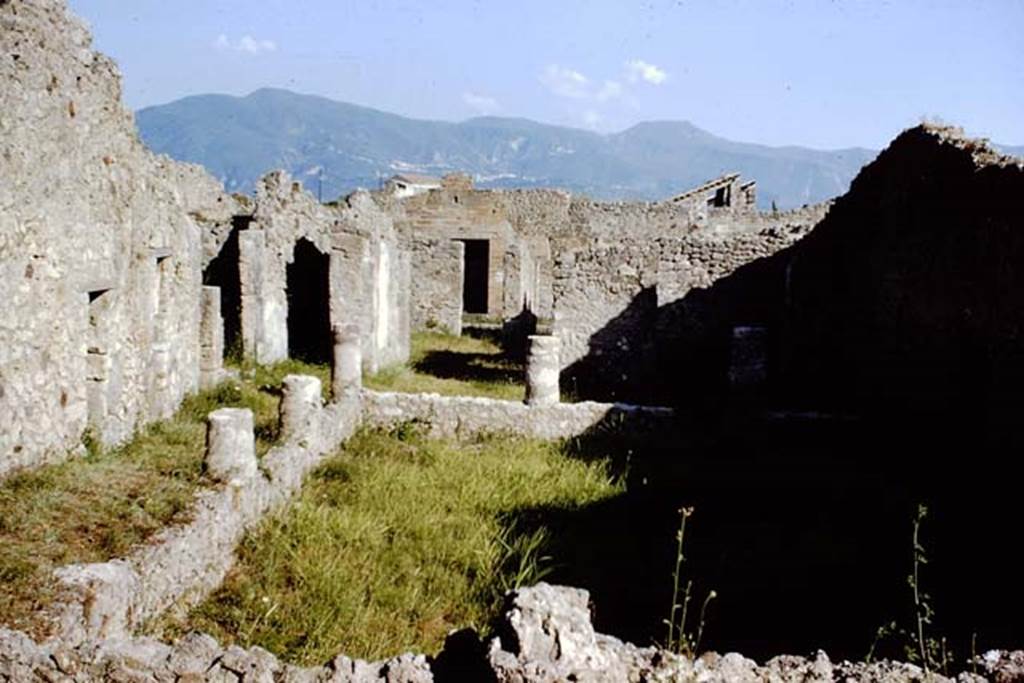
0;0;409;478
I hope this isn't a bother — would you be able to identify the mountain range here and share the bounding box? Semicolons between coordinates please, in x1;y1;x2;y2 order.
135;88;1018;210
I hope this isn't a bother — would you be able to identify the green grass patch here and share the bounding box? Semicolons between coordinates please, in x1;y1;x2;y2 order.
364;331;525;401
161;426;622;665
0;359;327;637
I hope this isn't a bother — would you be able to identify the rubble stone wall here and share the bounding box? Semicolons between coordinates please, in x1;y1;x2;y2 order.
407;237;464;335
47;395;361;645
0;0;223;476
361;389;674;441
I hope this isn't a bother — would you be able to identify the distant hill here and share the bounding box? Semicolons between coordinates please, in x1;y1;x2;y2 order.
137;88;883;209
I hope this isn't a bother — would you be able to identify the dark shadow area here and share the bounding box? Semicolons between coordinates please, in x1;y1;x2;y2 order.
412;349;522;386
535;128;1024;661
286;238;332;364
460;239;490;314
499;410;1022;663
202;217;248;359
501;305;538;361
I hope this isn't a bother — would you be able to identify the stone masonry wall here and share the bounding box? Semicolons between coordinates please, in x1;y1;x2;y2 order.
196;173;411;373
407;237;464;334
552;217;823;401
361;389;674;441
0;0;225;476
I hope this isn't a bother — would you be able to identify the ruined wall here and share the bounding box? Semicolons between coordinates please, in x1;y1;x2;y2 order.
407;238;464;334
551;215;822;402
197;174;411;373
0;0;225;475
782;126;1024;435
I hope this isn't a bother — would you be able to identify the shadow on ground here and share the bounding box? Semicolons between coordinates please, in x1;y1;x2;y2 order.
412;350;522;386
502;411;1022;663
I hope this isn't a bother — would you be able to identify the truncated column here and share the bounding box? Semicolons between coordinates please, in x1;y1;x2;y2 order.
199;286;224;389
332;324;362;400
526;334;560;406
280;374;323;444
205;408;257;482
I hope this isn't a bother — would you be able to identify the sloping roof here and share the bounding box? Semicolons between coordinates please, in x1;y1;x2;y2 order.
668;173;741;203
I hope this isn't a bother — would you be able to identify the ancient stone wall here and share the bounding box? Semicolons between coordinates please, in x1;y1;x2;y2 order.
196;173;411;373
407;238;464;334
0;0;224;476
0;0;411;478
551;220;820;402
361;389;674;441
781;126;1024;435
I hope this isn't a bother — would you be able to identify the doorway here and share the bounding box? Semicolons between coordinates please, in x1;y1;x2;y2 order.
459;239;490;315
286;238;332;363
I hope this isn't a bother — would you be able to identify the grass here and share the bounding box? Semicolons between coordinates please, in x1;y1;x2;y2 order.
364;331;525;401
159;425;622;665
0;359;327;637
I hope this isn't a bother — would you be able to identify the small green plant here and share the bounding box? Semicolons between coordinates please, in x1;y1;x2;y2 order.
664;506;716;657
866;504;954;674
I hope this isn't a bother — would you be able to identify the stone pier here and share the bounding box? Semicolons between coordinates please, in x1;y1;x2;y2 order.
332;324;362;400
279;374;323;444
199;286;225;389
205;408;257;482
526;334;561;406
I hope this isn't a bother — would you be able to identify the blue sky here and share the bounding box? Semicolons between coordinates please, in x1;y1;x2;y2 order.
67;0;1023;149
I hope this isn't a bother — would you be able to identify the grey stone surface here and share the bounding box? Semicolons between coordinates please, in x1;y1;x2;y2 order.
44;397;361;645
205;407;258;483
5;584;1004;682
361;389;674;441
279;375;323;445
332;324;363;400
406;238;464;335
525;335;560;406
0;0;218;476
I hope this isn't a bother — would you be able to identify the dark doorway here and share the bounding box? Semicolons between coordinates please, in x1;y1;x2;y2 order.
202;217;247;360
287;238;332;364
459;239;490;315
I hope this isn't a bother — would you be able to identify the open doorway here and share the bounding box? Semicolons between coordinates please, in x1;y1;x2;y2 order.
287;238;332;363
202;217;247;359
459;239;490;315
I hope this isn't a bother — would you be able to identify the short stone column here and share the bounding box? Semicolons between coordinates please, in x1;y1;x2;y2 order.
205;408;257;482
729;325;769;390
526;334;561;406
280;374;323;444
199;286;225;389
331;324;362;400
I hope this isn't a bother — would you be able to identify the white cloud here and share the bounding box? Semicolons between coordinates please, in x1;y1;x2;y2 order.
582;110;603;130
625;59;668;85
214;34;277;55
539;64;590;99
463;92;501;115
596;80;623;102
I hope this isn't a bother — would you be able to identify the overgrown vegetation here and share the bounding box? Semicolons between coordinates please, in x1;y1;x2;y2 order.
161;425;621;665
664;506;716;657
364;331;524;401
0;359;325;637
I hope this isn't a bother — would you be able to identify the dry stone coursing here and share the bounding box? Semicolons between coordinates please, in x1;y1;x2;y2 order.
46;393;361;646
0;0;214;475
0;0;410;478
361;389;674;441
385;177;827;347
1;583;1013;682
203;172;411;372
406;238;464;335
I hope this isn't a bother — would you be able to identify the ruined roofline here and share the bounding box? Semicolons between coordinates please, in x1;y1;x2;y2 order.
916;123;1024;168
666;172;743;203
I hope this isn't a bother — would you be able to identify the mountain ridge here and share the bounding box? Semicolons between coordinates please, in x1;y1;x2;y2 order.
137;88;884;208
